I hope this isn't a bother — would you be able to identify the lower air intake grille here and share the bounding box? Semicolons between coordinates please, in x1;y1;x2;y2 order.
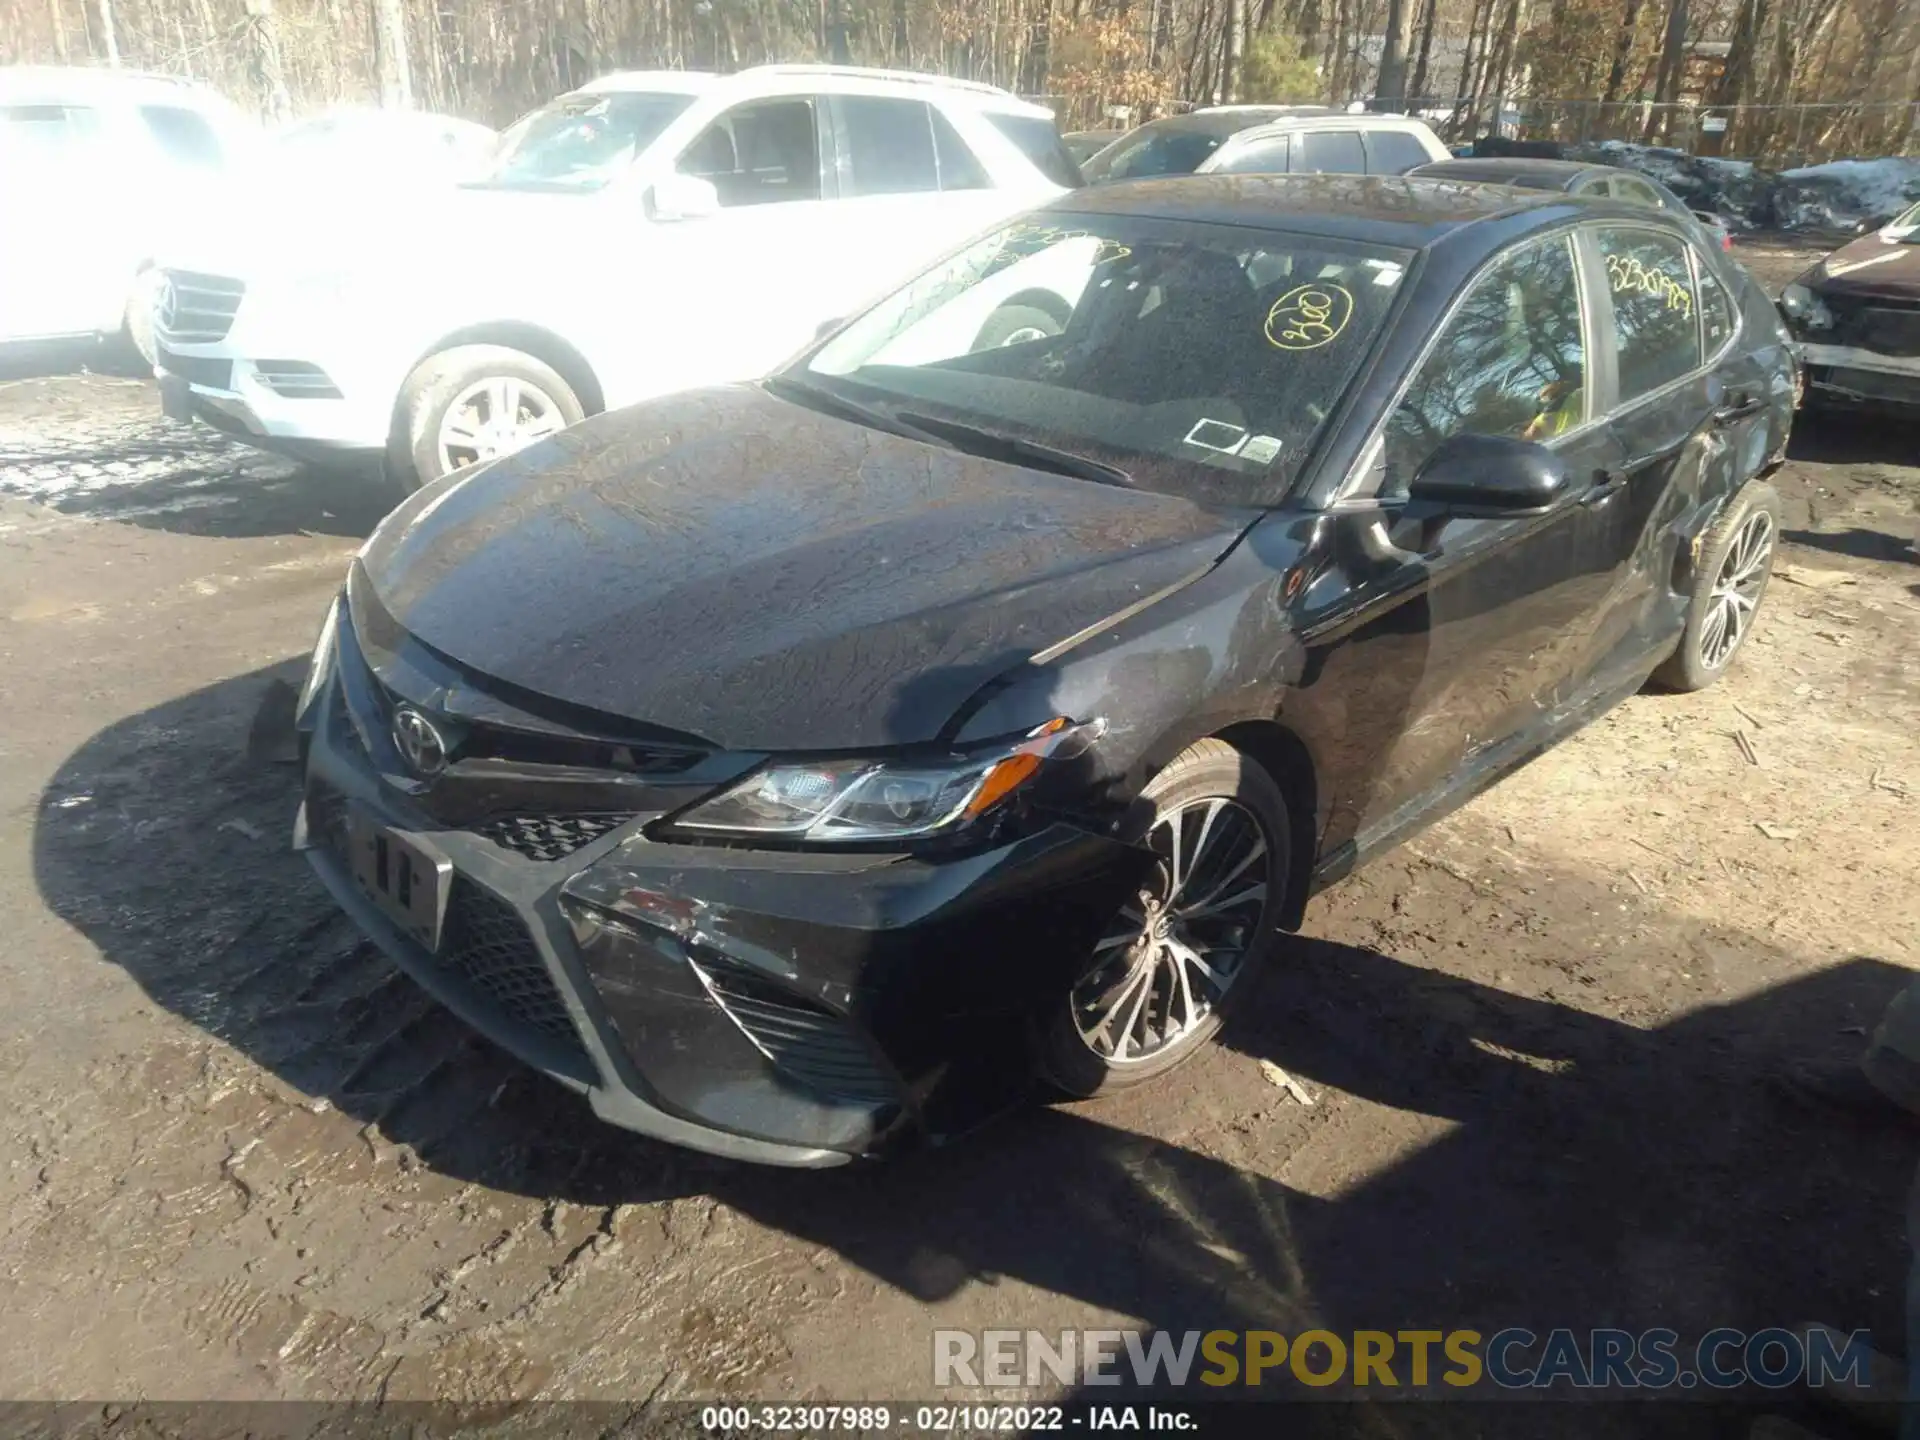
441;878;591;1066
694;959;898;1105
306;783;349;857
475;813;633;863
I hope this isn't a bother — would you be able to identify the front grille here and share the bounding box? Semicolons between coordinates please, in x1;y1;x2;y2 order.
475;813;635;863
440;878;592;1065
158;346;232;390
255;360;343;399
694;958;898;1105
158;270;245;343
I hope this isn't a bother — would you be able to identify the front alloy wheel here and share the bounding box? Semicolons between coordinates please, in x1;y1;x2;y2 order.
436;376;567;474
1040;738;1290;1097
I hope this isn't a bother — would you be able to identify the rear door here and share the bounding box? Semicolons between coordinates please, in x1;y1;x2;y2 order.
1564;221;1736;696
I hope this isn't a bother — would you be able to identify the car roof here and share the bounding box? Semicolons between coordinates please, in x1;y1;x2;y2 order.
1408;156;1605;190
1129;106;1332;139
0;64;236;108
1045;173;1577;248
577;63;1050;116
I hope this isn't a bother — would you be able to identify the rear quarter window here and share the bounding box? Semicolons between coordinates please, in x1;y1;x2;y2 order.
139;105;225;168
1365;129;1434;175
984;112;1084;187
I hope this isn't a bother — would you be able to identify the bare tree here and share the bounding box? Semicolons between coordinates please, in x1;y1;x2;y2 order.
372;0;412;105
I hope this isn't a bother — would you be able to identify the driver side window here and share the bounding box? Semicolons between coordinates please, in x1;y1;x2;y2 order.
1369;234;1587;498
677;98;822;207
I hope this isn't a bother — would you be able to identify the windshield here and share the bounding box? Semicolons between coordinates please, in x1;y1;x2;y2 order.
801;214;1413;506
477;91;695;191
1885;200;1920;240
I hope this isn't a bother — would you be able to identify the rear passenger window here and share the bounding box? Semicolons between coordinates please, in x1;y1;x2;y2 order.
1375;235;1587;496
841;96;938;195
1209;135;1290;175
1365;129;1432;175
1596;227;1701;400
931;108;989;190
1297;130;1365;174
1698;259;1737;355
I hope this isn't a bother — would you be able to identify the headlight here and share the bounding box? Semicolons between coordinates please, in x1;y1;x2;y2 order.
294;593;341;727
670;717;1105;844
1780;283;1832;329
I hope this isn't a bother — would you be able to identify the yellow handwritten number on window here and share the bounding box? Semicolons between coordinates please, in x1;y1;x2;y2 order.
1265;283;1355;351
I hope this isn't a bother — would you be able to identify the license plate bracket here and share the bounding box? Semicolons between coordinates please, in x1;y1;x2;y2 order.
345;806;451;952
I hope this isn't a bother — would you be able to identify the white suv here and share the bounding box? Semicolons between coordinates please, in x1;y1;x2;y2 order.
153;65;1078;486
0;66;252;360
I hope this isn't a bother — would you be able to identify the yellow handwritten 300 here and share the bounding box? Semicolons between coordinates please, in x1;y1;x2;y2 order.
1265;284;1354;350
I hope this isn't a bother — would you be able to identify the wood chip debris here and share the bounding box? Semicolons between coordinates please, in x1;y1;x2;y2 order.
1733;729;1760;766
1871;769;1911;797
1775;565;1858;589
1258;1060;1316;1106
1755;821;1800;841
1731;701;1765;730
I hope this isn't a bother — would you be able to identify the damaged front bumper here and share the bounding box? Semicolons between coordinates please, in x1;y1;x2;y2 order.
294;637;1147;1166
1797;342;1920;409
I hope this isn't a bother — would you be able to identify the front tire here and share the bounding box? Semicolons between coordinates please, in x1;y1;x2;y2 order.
1651;480;1780;692
123;268;164;369
1038;738;1290;1098
396;345;584;491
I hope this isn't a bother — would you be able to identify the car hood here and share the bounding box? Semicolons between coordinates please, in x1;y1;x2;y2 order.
1810;233;1920;302
357;385;1252;751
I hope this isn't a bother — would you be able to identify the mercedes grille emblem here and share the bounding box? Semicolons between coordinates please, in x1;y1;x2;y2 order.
157;276;178;332
390;706;449;777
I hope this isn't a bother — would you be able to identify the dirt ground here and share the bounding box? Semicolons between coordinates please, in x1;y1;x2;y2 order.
0;239;1916;1428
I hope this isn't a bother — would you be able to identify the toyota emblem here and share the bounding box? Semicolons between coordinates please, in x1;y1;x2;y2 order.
390;706;449;777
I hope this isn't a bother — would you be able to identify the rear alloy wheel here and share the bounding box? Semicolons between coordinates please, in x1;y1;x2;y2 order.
398;344;585;490
1652;480;1780;692
1040;739;1289;1097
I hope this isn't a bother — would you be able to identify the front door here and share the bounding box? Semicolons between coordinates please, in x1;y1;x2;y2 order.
1317;229;1627;848
597;95;862;405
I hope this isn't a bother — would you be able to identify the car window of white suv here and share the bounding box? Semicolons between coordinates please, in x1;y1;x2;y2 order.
841;96;939;196
137;105;225;169
1365;128;1433;175
0;104;104;157
1296;130;1365;174
679;98;823;207
1208;134;1291;175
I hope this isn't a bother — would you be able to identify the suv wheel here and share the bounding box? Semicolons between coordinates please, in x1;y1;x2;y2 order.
397;345;585;489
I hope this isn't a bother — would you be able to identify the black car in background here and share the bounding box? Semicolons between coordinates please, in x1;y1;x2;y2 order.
294;175;1797;1166
1409;156;1738;252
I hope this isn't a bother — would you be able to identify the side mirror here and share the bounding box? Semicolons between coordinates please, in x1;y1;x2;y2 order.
647;173;720;222
1407;432;1579;517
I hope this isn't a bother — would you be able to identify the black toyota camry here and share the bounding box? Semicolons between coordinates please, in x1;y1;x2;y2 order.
294;175;1796;1166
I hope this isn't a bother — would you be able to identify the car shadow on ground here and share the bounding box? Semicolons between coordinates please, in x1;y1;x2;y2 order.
30;664;1911;1432
1787;409;1919;468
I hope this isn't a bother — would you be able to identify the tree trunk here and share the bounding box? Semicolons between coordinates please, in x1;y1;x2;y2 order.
893;0;909;62
1408;0;1436;103
48;0;70;62
373;0;413;105
1225;0;1246;99
95;0;119;64
1376;0;1410;105
1643;0;1689;139
1601;0;1645;105
244;0;294;122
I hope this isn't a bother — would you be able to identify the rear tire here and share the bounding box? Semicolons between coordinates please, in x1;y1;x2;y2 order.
1651;480;1780;692
1037;738;1290;1099
396;345;585;492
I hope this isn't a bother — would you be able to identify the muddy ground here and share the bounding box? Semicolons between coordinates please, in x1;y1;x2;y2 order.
0;240;1915;1430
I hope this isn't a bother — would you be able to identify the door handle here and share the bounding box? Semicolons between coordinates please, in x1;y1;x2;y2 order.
1712;395;1767;427
1582;468;1628;506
